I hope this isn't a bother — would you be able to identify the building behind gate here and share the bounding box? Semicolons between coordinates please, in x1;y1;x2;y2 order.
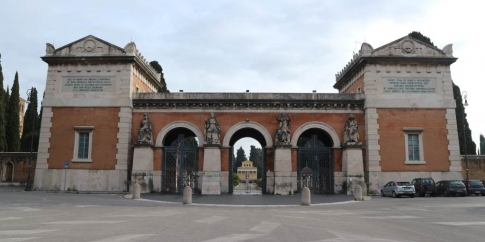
33;35;461;195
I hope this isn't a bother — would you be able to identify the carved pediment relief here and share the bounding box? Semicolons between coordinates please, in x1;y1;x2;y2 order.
46;35;126;56
371;36;448;57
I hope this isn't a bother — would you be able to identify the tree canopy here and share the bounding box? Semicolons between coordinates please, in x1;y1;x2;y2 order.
0;54;7;151
408;31;435;47
453;82;476;155
249;145;263;178
149;61;169;93
480;134;485;155
20;88;39;152
6;72;20;151
234;146;247;172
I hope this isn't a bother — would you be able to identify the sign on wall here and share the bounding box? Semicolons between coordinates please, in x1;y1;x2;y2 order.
62;77;115;93
383;78;436;94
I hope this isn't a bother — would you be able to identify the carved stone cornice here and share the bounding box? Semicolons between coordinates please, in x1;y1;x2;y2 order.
132;93;365;111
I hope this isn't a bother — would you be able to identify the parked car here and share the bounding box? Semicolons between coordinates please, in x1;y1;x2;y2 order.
411;178;435;197
381;181;415;198
462;180;485;196
432;180;467;197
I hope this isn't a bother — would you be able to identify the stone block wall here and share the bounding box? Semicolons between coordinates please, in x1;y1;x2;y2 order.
462;156;485;180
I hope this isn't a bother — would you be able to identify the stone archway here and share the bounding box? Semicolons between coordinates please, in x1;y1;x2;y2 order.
222;121;273;148
291;121;341;148
155;121;204;147
1;161;14;182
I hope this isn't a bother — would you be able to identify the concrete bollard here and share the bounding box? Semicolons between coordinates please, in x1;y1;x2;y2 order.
132;183;141;199
354;184;362;201
301;187;311;206
183;186;192;204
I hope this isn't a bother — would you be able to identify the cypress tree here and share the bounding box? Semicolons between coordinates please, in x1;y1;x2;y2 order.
20;88;39;152
234;147;247;172
6;72;20;152
480;134;485;155
0;54;7;151
453;82;476;155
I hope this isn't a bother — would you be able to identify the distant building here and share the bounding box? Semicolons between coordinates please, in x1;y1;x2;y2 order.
19;97;25;138
237;161;258;181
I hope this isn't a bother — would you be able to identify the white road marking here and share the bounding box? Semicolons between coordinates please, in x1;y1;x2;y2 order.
0;230;58;235
3;207;40;212
310;230;416;242
113;210;184;217
0;217;21;221
195;216;227;224
434;221;485;226
200;234;264;242
90;234;155;242
44;220;126;225
75;205;99;208
0;238;41;242
360;216;423;219
249;222;280;234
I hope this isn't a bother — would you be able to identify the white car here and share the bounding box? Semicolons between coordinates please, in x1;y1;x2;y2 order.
381;181;415;198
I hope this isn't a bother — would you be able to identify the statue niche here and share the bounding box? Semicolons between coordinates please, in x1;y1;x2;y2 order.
204;113;221;144
136;113;153;146
275;113;291;145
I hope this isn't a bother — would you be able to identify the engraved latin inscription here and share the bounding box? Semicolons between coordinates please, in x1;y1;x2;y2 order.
383;78;436;94
62;77;114;93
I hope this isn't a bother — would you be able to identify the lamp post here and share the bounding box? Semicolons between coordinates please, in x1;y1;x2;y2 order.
24;88;35;191
461;91;469;181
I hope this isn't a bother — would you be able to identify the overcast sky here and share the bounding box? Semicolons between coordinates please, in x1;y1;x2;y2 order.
1;0;484;154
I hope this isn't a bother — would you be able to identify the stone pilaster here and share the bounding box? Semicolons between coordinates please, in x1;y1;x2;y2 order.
364;107;381;193
201;145;221;195
273;145;296;195
446;109;462;173
131;145;154;193
342;143;365;195
115;107;133;170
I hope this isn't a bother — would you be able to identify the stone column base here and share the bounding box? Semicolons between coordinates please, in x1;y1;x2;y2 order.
201;171;221;195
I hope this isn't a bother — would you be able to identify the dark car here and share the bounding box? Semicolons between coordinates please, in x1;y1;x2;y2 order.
432;180;467;197
411;178;435;197
462;180;485;196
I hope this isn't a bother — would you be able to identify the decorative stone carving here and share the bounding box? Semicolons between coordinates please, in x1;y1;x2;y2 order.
45;43;55;55
136;113;153;145
204;113;221;144
124;42;137;55
83;39;96;52
443;44;453;57
275;113;291;145
401;40;415;54
343;114;360;144
360;43;373;56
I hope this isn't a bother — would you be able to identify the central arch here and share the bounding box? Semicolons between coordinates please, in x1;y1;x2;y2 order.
155;121;204;147
223;121;273;148
291;121;341;148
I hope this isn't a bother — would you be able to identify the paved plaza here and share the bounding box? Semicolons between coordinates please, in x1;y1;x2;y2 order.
1;190;485;241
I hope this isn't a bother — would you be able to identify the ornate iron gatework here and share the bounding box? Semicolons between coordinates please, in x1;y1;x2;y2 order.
162;134;199;194
297;135;334;194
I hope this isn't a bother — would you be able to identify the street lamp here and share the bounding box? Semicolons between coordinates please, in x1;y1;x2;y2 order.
461;91;469;181
24;88;35;191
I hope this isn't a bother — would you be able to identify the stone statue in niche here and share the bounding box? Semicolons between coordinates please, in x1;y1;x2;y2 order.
275;113;291;145
137;113;153;145
204;113;221;144
343;114;359;144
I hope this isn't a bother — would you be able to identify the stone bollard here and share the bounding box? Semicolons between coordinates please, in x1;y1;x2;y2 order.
354;184;362;201
183;186;192;204
132;183;141;199
301;187;311;206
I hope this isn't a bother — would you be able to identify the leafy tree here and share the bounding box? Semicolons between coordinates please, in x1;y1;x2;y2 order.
408;31;435;47
149;61;169;93
234;146;247;172
480;134;485;155
249;145;263;178
453;82;476;155
0;54;6;151
6;72;20;151
20;88;39;152
233;173;240;187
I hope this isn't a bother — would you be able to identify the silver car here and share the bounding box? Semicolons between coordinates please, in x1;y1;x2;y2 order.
381;181;415;198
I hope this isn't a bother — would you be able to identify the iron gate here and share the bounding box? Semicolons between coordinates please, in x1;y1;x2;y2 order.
297;135;334;194
162;134;199;194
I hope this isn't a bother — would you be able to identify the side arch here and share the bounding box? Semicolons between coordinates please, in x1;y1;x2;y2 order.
155;121;204;147
1;161;14;182
291;122;341;148
222;121;273;148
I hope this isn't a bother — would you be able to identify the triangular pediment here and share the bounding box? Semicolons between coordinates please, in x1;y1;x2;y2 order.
46;35;126;56
369;36;447;57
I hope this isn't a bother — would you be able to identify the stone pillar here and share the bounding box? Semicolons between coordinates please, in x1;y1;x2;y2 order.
131;145;154;193
342;143;365;196
274;145;295;195
201;145;221;195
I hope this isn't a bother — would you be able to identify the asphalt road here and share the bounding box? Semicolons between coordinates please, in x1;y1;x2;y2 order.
1;191;485;242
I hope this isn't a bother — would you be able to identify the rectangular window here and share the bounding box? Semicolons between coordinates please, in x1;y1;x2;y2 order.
403;127;425;164
73;126;94;162
407;134;420;161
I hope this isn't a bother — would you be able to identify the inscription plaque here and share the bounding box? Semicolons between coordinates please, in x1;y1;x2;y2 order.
383;78;436;94
62;77;114;93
